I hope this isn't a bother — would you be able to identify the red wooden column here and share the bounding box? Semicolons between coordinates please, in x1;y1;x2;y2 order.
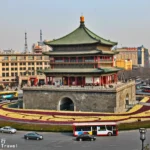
110;75;112;84
102;76;104;85
107;76;109;84
101;76;104;86
113;74;115;83
83;57;84;62
103;76;105;85
99;77;101;86
116;73;118;83
75;77;77;86
94;56;95;68
105;76;106;85
68;77;70;86
114;74;117;83
83;77;85;86
98;56;100;68
93;77;94;85
112;56;114;67
81;76;83;86
51;77;53;85
46;76;48;84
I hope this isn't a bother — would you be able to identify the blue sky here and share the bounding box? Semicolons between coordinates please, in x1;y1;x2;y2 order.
0;0;150;51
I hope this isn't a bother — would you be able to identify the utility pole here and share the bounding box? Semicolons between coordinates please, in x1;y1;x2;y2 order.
40;29;43;46
24;32;28;53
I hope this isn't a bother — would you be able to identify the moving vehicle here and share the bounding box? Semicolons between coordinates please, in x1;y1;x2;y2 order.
24;132;43;140
142;86;150;93
0;126;17;134
0;91;18;100
135;78;142;83
73;122;118;136
76;133;96;141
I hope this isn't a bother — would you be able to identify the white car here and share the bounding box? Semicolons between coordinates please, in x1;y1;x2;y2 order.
0;126;17;134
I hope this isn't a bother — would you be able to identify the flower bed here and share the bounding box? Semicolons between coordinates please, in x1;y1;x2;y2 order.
0;97;150;124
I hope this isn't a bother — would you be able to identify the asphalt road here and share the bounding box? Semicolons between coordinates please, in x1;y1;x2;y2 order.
0;130;150;150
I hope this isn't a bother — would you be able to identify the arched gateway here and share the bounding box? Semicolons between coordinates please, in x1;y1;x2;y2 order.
59;97;74;111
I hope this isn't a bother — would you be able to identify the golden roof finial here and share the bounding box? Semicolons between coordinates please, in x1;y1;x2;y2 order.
80;13;84;23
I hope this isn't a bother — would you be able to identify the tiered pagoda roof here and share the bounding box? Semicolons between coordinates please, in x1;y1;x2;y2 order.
43;49;119;56
38;67;121;74
40;16;121;75
44;16;117;46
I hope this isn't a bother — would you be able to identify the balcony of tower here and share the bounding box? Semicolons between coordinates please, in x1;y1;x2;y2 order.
49;59;113;65
23;80;135;94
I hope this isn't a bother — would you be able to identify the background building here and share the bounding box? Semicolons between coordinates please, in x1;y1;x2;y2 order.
115;59;132;70
0;52;50;86
32;43;51;54
137;45;149;68
114;47;138;66
32;30;51;54
114;46;149;68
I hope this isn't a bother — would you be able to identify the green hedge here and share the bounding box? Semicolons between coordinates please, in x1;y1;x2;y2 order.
118;120;150;131
0;120;150;132
0;120;72;132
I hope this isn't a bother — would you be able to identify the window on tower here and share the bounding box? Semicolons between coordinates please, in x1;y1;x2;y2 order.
78;57;82;62
70;57;76;62
55;57;63;62
85;56;94;62
64;57;69;62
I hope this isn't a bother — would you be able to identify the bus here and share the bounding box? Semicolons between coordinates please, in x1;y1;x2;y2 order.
73;122;118;136
0;91;18;100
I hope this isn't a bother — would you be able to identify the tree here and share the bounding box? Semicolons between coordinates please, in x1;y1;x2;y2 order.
144;144;150;150
0;84;5;90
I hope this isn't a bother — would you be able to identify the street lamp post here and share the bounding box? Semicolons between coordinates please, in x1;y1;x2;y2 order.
139;128;147;150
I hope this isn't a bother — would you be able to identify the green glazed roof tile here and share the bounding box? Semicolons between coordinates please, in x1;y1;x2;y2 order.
43;50;116;56
38;68;104;73
100;67;122;73
38;67;121;74
44;22;117;46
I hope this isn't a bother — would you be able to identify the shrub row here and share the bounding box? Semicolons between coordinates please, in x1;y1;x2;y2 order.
118;120;150;131
0;120;72;132
0;120;150;132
